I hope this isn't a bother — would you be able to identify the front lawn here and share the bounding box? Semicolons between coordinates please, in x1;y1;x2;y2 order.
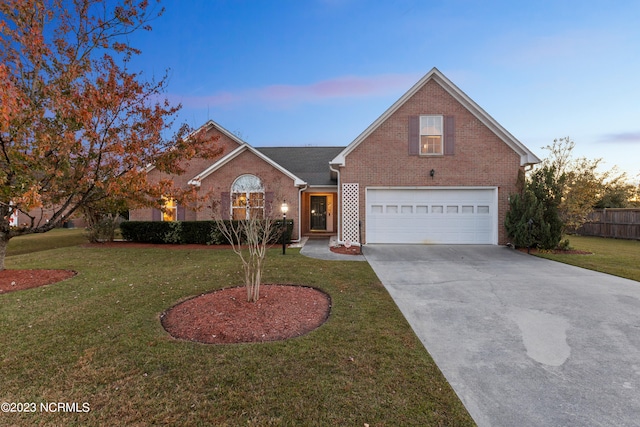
534;235;640;282
1;234;474;426
5;228;88;257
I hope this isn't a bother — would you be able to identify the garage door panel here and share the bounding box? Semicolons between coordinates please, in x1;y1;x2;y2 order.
366;188;496;244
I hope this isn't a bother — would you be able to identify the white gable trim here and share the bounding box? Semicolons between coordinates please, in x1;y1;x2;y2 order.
188;144;307;187
331;67;541;167
197;119;246;146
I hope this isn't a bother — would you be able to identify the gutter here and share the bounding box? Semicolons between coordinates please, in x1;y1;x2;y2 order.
294;184;308;243
329;162;342;244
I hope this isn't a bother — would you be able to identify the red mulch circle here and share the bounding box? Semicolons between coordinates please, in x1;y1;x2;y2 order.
161;285;331;344
0;269;77;294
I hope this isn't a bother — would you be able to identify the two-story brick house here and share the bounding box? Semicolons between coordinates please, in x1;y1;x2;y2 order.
130;68;540;245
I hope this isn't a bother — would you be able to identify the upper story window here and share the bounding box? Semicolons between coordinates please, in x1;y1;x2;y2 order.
420;115;443;155
162;197;178;221
231;174;264;220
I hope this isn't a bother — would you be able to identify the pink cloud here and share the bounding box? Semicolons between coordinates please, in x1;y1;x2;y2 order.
601;132;640;144
171;73;420;109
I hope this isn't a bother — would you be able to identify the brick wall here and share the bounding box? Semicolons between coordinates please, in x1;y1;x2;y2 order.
143;126;241;190
129;125;239;221
196;149;300;240
129;128;301;240
340;79;523;244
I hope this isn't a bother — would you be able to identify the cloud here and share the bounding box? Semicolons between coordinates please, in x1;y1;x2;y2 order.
170;73;420;109
600;132;640;144
490;29;623;69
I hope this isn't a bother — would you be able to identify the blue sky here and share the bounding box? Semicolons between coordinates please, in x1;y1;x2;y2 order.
127;0;640;181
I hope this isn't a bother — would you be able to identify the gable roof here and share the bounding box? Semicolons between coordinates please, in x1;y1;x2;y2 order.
331;67;541;167
187;143;307;187
196;119;246;146
256;147;344;186
144;119;245;173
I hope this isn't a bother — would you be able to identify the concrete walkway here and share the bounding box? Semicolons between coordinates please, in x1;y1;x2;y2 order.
298;237;366;261
364;244;640;427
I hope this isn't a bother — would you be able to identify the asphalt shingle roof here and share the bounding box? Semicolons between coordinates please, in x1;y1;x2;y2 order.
255;146;344;186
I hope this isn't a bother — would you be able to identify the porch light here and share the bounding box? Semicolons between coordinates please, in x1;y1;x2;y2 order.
281;201;288;255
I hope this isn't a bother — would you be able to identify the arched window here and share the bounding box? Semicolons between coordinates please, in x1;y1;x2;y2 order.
231;174;264;219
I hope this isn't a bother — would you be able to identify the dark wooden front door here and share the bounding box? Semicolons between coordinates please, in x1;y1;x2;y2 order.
310;196;327;230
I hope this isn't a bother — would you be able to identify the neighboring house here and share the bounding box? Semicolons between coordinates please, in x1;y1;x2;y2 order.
10;205;86;229
130;68;540;245
8;208;19;227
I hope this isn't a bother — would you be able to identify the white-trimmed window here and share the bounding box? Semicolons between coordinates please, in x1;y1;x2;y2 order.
231;174;264;220
162;197;178;221
420;115;443;155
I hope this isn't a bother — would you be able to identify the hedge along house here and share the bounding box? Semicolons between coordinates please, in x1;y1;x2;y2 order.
130;68;540;245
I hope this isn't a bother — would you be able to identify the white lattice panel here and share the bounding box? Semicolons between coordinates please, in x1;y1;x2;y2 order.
341;183;360;243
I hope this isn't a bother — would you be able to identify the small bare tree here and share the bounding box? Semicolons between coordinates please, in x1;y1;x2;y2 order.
211;195;284;303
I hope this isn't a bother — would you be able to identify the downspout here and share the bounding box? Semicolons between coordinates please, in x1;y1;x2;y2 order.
329;163;341;243
295;184;307;243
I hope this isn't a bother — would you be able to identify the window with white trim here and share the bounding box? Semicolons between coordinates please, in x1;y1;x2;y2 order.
420;115;443;155
231;174;264;220
162;197;178;221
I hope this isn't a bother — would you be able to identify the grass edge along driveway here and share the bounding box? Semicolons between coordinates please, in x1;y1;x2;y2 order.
1;232;475;426
533;235;640;282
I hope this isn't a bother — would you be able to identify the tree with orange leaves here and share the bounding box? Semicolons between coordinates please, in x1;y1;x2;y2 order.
0;0;219;270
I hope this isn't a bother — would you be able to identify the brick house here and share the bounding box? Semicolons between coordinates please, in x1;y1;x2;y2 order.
130;68;540;245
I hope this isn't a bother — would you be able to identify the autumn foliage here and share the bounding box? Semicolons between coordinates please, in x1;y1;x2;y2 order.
0;0;219;269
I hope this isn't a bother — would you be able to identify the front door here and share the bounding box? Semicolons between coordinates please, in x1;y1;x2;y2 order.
310;196;327;230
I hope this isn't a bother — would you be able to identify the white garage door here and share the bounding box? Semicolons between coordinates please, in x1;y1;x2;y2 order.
366;188;497;244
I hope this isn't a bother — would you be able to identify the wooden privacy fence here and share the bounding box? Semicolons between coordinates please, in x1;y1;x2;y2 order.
576;208;640;240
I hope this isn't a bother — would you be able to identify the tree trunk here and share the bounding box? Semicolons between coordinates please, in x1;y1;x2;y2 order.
0;232;9;271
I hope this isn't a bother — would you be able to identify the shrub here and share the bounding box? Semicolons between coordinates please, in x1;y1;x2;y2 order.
85;214;123;243
180;221;216;244
120;221;169;244
119;220;293;245
163;221;183;244
505;166;564;250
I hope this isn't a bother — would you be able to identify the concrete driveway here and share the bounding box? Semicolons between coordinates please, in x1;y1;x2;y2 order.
364;245;640;427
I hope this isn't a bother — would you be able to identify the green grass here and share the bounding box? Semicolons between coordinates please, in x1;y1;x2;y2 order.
1;231;474;426
6;228;89;257
534;235;640;282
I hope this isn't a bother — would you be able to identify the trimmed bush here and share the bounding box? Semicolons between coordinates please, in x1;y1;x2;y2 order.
120;221;171;244
119;220;294;245
274;219;294;244
181;221;217;244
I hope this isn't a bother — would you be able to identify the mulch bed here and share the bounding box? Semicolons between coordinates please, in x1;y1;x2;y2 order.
0;269;77;294
329;245;362;255
83;241;238;250
87;241;365;256
516;248;592;255
161;285;331;344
